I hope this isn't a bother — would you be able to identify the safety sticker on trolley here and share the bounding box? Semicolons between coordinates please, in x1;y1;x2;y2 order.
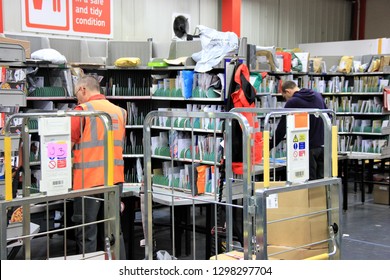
266;193;279;208
286;113;309;183
38;117;72;195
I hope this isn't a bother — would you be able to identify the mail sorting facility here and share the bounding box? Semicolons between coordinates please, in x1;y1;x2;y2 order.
1;0;390;260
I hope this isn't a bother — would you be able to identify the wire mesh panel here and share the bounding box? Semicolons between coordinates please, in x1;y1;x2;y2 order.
228;107;342;260
0;186;121;260
142;110;255;260
143;108;341;260
255;179;341;260
0;111;121;260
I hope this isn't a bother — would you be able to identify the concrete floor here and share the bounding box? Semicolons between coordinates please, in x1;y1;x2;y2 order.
340;191;390;260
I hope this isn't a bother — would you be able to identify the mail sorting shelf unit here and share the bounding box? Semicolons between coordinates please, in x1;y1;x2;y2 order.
142;110;254;260
226;107;341;260
0;111;121;260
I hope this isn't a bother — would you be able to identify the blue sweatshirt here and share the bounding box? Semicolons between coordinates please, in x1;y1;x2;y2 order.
271;88;327;150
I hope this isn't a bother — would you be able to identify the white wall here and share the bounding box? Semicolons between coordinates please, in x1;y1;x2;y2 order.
299;38;390;56
114;0;219;57
2;0;219;58
365;0;390;39
241;0;352;49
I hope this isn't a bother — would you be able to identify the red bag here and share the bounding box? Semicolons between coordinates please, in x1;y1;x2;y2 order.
276;51;292;72
384;87;390;110
230;64;263;174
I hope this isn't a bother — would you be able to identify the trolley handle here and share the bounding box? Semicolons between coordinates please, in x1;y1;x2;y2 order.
305;225;338;260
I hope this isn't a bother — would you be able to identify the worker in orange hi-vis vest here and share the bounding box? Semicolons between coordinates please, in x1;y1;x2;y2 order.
71;75;127;257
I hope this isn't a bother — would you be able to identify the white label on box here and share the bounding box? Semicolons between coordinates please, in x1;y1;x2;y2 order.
266;193;278;209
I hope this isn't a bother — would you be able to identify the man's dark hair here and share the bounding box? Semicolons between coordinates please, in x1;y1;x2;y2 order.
281;80;297;93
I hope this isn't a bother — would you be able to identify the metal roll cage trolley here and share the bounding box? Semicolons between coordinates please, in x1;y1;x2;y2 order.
143;108;341;260
232;107;341;260
0;111;121;260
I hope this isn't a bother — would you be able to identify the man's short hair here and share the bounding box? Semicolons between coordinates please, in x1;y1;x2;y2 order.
281;81;297;93
77;75;100;92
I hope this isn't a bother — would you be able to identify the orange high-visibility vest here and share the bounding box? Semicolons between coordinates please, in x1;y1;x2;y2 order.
73;99;126;189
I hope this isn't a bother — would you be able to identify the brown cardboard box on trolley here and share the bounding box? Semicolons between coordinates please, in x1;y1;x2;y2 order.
255;181;329;250
267;245;328;260
0;37;31;58
373;184;389;205
210;246;328;260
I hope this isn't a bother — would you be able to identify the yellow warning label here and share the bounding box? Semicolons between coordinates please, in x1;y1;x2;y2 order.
299;134;306;141
293;135;298;142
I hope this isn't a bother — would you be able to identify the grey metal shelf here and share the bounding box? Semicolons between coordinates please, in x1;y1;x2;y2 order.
151;125;223;134
152;96;223;102
0;135;20;152
0;43;26;63
338;132;388;136
123;154;144;158
322;92;383;96
125;125;143;129
26;96;76;101
106;96;151;100
0;90;26;107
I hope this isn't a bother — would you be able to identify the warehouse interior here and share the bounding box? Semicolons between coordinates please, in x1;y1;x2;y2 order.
1;0;390;264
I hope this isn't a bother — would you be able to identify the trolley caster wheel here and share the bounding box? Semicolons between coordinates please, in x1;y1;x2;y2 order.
107;234;115;246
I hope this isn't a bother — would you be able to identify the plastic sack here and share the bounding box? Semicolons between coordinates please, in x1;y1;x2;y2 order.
337;56;353;74
309;57;323;73
255;45;279;70
181;70;194;99
31;48;67;64
250;72;263;92
114;57;141;67
290;51;303;72
379;55;390;72
276;51;292;72
192;25;239;73
156;250;177;260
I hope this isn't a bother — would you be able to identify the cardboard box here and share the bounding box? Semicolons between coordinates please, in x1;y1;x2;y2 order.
210;246;329;260
255;181;329;249
0;37;31;58
209;251;255;260
373;184;389;205
268;245;328;260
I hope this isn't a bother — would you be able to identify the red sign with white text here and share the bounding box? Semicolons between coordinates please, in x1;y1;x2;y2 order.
21;0;112;38
73;0;111;35
24;0;70;30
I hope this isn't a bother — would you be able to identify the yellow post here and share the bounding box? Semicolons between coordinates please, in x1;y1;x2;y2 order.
332;125;338;177
263;130;270;188
107;130;114;186
4;136;13;201
378;38;382;54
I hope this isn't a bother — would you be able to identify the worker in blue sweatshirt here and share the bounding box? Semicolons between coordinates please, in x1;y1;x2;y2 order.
270;80;328;180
